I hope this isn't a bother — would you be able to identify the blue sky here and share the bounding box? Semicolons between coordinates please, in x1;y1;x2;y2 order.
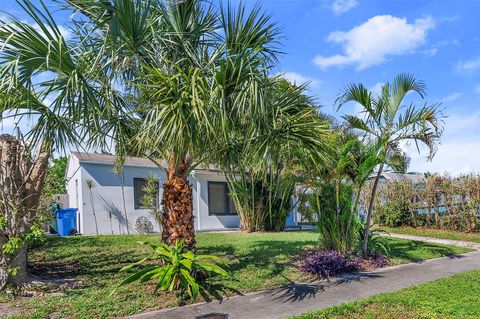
1;0;479;175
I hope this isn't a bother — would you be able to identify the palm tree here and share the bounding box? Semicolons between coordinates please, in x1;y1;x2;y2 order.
336;73;444;256
56;0;284;249
215;78;333;231
0;0;122;288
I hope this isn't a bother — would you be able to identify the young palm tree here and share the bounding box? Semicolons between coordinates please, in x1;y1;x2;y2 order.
336;73;444;256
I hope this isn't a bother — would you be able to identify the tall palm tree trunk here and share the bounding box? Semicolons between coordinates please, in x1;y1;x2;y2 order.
161;158;196;250
362;163;384;256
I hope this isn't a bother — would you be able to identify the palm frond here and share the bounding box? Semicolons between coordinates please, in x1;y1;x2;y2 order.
389;73;427;120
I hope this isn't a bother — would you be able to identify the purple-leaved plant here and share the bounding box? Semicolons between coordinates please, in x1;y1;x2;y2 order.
300;250;359;278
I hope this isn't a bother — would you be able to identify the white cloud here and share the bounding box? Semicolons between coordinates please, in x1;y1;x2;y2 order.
31;23;72;40
405;110;480;175
441;92;463;103
0;117;18;130
406;140;480;175
0;13;72;41
456;56;480;74
0;12;14;23
280;71;321;88
445;110;480;135
313;15;435;70
331;0;358;15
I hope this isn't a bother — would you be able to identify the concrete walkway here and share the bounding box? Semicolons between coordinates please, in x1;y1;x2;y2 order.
386;232;480;250
130;250;480;319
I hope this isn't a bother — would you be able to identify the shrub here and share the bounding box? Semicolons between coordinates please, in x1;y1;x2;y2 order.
115;241;229;299
300;250;359;278
317;211;362;253
356;227;390;257
300;249;391;278
368;174;480;232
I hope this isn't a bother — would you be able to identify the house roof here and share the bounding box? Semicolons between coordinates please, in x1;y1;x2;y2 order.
381;172;426;185
70;152;221;172
71;151;162;168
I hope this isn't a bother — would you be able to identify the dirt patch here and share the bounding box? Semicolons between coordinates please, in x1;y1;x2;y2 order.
0;300;23;318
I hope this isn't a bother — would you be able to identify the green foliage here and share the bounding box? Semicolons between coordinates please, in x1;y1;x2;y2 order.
228;173;296;232
218;77;333;232
356;228;390;256
337;73;445;256
314;183;361;253
141;174;161;227
44;157;68;197
373;175;480;232
116;241;229;299
317;211;361;253
373;180;418;228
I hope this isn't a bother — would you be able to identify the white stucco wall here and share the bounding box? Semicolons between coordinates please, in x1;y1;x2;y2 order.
79;162;166;235
66;155;83;232
193;171;240;230
65;154;241;235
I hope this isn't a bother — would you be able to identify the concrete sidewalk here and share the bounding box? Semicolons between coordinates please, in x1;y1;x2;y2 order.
130;250;480;319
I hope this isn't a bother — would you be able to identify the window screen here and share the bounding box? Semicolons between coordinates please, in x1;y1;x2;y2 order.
133;178;158;209
208;181;237;215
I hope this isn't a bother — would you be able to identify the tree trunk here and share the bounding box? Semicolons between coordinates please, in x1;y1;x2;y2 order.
161;158;196;250
0;134;52;290
362;163;384;257
0;244;28;290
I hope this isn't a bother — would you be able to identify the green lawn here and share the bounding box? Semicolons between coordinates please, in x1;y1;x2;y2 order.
2;231;472;319
292;269;480;319
377;226;480;243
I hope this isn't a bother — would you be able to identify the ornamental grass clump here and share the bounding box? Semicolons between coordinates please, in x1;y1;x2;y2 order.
300;250;359;278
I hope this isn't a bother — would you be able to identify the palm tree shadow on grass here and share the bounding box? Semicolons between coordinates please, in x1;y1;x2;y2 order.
388;240;465;263
196;239;318;302
199;239;318;282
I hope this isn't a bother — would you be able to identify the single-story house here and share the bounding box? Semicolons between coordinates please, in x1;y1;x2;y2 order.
66;152;298;235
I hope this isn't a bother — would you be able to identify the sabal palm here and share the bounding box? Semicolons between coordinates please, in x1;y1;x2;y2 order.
337;73;444;256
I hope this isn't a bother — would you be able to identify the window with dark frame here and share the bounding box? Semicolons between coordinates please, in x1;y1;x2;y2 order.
207;181;237;215
133;178;159;210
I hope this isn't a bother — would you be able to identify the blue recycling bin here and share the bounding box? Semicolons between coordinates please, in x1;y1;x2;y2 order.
56;208;77;236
